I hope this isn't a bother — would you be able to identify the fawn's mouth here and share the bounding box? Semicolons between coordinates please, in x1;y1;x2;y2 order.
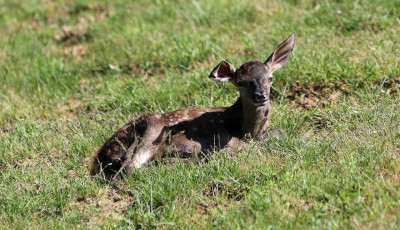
253;100;268;107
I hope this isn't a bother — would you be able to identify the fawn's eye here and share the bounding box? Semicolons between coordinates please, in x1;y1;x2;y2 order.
237;81;247;87
268;77;273;83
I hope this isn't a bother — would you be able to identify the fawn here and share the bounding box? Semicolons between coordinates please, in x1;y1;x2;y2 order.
91;33;295;180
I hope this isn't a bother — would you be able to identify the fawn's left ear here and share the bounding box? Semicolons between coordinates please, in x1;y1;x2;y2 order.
209;61;236;82
265;33;295;73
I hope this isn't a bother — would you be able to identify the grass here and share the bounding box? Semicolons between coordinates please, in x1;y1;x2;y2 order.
1;0;400;228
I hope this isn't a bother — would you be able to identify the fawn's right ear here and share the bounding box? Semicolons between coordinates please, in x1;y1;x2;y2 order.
209;61;236;82
265;33;295;73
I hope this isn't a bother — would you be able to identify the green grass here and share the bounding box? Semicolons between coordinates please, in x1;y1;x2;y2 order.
1;0;400;228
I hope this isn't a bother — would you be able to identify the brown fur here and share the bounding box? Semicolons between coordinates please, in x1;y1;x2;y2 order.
91;33;295;180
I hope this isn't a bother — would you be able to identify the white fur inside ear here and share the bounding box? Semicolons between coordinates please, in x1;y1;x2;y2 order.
265;33;295;73
209;61;236;82
213;76;231;82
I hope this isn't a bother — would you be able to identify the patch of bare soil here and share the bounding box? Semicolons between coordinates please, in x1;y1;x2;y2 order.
2;158;50;174
54;4;113;44
67;187;132;225
0;51;6;61
62;44;87;60
57;98;83;121
284;82;351;109
306;113;335;130
203;182;247;201
12;158;39;169
132;62;166;78
377;77;400;95
51;4;113;60
54;17;92;45
53;4;113;44
10;158;52;174
0;125;16;133
279;77;399;110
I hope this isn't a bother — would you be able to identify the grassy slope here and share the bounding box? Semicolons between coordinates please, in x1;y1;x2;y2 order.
0;0;399;228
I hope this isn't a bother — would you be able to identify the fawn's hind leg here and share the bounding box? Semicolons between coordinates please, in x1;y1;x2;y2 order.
112;113;169;180
130;114;169;169
92;113;169;180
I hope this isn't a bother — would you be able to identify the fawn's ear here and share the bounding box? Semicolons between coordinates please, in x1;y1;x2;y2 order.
209;61;236;82
265;33;295;73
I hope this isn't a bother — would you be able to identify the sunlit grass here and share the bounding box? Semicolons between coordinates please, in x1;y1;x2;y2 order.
0;0;399;228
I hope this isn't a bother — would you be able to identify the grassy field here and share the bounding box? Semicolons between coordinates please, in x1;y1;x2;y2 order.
1;0;400;228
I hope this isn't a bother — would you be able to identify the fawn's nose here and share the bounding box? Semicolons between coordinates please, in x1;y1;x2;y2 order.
253;92;268;103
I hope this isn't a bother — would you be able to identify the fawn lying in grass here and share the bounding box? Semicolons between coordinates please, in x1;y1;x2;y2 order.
92;33;295;180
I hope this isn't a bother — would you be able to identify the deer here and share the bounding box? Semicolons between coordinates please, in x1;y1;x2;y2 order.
91;33;295;181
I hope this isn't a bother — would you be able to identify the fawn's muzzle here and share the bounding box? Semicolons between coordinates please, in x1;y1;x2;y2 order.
253;92;268;104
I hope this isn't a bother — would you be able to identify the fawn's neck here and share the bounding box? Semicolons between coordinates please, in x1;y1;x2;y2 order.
228;97;270;139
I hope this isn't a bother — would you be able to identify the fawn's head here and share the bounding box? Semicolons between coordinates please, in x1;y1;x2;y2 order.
209;33;295;107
